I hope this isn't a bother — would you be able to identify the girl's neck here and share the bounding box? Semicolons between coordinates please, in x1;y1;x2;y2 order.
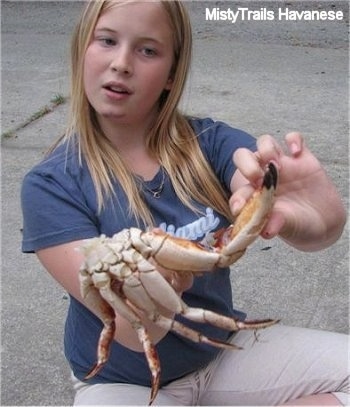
98;107;157;149
98;116;160;180
100;120;148;150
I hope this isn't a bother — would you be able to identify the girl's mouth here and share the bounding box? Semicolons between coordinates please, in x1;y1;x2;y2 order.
107;86;129;94
103;82;132;95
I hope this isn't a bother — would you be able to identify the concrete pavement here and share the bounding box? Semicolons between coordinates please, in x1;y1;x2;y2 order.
1;1;349;405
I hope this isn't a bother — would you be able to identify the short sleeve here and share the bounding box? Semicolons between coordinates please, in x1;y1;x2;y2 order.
191;118;257;190
21;161;99;253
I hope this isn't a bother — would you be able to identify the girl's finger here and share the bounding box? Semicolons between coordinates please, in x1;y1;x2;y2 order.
284;132;304;156
256;134;284;165
171;271;193;293
229;183;256;216
260;210;286;239
233;148;264;182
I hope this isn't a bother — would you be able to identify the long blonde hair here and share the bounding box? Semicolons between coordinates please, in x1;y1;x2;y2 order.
62;0;232;227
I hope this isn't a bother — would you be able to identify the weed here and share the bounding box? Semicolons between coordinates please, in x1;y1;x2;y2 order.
51;93;66;106
1;94;68;139
2;130;15;138
28;106;53;122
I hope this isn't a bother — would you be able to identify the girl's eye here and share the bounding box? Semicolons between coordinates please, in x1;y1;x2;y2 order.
98;37;116;47
141;47;157;57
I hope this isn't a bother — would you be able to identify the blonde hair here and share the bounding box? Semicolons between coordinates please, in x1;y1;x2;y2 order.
62;0;232;227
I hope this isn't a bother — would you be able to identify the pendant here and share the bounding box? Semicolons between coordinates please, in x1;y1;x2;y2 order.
153;191;161;198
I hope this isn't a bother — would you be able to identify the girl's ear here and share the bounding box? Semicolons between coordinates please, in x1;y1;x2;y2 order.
164;77;173;90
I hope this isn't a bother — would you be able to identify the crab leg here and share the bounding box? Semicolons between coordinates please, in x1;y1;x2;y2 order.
80;269;116;378
81;269;161;404
121;261;241;350
135;256;279;333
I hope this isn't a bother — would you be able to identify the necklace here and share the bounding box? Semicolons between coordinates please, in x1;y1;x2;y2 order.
139;167;166;199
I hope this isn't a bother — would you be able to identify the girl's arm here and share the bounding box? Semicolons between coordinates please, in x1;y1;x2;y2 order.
230;132;346;251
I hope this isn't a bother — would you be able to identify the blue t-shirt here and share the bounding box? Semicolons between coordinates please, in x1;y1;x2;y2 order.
21;117;256;387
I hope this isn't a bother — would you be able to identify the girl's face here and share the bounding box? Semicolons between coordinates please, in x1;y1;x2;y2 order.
83;1;174;131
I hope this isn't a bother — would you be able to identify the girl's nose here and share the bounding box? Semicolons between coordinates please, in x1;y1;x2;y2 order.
110;47;133;75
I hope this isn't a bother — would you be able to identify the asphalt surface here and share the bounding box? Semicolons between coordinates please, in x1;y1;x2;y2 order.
1;1;349;406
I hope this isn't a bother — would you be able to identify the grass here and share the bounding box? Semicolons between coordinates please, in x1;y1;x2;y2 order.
1;93;67;139
51;93;66;106
28;105;53;122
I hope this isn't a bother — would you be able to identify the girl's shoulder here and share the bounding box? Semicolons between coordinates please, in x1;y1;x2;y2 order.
187;116;256;152
25;137;84;181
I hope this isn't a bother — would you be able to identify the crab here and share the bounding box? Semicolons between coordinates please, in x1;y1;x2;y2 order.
79;162;279;405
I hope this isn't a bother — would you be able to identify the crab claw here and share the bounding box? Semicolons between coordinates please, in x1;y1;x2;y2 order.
133;162;278;271
216;162;278;267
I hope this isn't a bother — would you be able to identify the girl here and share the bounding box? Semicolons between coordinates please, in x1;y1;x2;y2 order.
21;1;348;405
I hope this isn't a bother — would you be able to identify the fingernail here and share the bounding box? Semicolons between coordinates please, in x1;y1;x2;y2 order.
290;142;300;155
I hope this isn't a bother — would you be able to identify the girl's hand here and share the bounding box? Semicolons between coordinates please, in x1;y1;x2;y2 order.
149;260;194;295
168;270;194;294
230;132;346;251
